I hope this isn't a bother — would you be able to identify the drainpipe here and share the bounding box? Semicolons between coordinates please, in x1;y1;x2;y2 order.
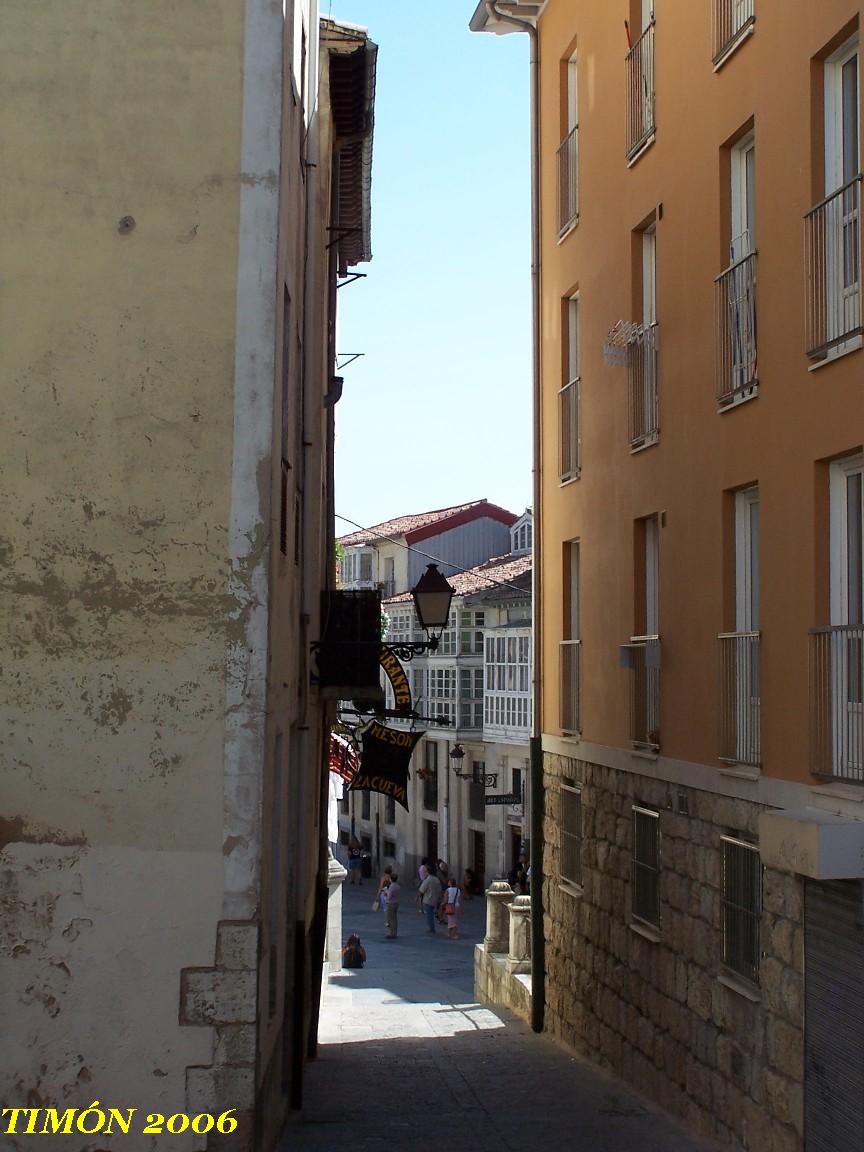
484;0;544;1035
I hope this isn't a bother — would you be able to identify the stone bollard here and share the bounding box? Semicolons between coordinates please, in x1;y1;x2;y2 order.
507;895;532;974
484;880;516;953
326;851;348;973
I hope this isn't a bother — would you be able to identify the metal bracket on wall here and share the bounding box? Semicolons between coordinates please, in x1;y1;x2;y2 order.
336;353;364;371
337;272;367;289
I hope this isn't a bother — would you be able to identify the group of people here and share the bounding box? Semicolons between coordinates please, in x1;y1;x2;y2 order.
341;853;481;966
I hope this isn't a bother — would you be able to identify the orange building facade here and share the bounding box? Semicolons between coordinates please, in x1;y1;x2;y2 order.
474;1;862;1148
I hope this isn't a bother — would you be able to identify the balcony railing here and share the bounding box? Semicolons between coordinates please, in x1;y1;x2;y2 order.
627;322;659;448
805;175;863;359
810;626;864;781
558;376;580;481
559;639;581;734
626;21;655;160
719;632;761;767
712;0;755;66
626;635;660;749
557;125;579;236
715;252;757;405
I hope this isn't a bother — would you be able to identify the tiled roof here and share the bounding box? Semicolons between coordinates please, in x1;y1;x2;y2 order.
338;500;508;547
383;553;531;604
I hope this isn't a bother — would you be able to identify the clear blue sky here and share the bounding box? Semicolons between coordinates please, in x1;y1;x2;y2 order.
327;1;532;534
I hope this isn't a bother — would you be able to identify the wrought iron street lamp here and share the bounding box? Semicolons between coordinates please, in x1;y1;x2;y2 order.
449;742;497;788
385;563;455;661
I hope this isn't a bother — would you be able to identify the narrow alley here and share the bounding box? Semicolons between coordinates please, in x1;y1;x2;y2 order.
281;883;719;1152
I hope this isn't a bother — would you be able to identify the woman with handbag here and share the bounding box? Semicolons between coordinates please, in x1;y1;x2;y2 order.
443;880;461;940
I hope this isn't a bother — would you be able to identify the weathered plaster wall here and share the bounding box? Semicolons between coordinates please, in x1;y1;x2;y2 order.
1;0;254;1139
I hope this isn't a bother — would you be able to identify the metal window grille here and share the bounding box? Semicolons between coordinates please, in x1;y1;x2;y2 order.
715;252;757;405
559;640;581;734
712;0;755;65
625;22;655;160
627;635;661;748
632;806;660;927
557;124;579;235
559;376;581;480
561;783;583;887
718;631;761;766
627;323;659;447
810;625;864;781
805;176;863;358
721;836;761;984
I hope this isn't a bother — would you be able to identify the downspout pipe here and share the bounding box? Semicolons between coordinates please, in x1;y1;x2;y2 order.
485;1;544;1035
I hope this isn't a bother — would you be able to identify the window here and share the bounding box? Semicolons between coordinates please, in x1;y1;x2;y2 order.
385;795;396;825
560;781;583;887
625;0;655;160
807;34;862;358
338;829;350;846
361;834;372;854
628;517;660;748
383;557;395;598
459;610;485;654
361;790;370;821
718;132;758;405
631;806;660;928
340;792;350;815
557;53;578;235
719;487;761;766
721;836;761;984
825;36;860;195
468;769;485;822
383;837;397;858
427;667;456;723
713;0;755;67
560;295;580;481
731;134;756;261
512;763;524;801
439;610;457;656
459;667;484;728
422;741;439;812
561;541;580;733
359;552;372;583
512;520;533;553
629;224;659;447
484;629;531;732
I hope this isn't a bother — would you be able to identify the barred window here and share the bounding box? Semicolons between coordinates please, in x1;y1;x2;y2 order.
721;836;761;984
631;806;660;928
560;782;583;887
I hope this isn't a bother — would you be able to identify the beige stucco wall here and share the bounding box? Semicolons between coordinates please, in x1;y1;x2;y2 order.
1;0;249;1136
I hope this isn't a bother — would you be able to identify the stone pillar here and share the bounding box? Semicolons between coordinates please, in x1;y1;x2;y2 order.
484;880;515;953
326;851;348;973
507;895;532;974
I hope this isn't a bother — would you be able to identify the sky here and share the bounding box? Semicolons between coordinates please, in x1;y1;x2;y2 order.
326;0;532;536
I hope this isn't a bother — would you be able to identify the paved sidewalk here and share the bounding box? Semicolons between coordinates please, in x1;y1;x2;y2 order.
280;881;718;1152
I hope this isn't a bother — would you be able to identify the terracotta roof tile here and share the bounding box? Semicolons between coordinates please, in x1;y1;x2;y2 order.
383;553;531;604
338;500;487;546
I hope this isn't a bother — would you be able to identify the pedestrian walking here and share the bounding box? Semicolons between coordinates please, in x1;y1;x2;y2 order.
384;874;401;938
374;864;393;911
417;866;443;934
443;880;461;939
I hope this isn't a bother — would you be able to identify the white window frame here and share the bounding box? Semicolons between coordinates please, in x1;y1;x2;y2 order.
642;226;657;326
560;781;583;888
645;515;660;635
560;295;581;482
735;487;760;631
631;805;660;929
830;455;864;626
731;132;756;261
825;36;860;195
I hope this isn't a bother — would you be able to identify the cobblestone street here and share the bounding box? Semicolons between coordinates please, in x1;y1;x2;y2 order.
279;882;719;1152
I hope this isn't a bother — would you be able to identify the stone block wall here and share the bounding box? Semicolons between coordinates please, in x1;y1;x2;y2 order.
543;754;804;1151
